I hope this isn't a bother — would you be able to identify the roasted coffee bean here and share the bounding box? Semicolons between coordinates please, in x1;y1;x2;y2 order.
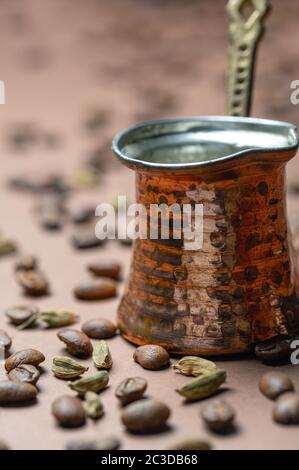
14;255;38;271
259;372;294;400
200;399;235;432
87;261;121;280
5;305;39;326
8;365;40;385
71;226;103;249
52;396;86;428
70;206;95;225
0;439;10;450
0;330;12;352
170;438;212;450
57;328;93;357
121;398;170;433
66;436;120;450
73;278;117;301
133;345;169;370
115;377;147;406
255;335;297;364
82;318;117;339
16;270;49;297
37;195;65;231
5;349;45;372
273;392;299;424
0;381;37;403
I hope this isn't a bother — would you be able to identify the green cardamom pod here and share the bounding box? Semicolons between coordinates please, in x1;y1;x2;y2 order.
52;356;88;379
176;369;226;401
83;391;104;419
0;238;17;257
92;341;113;370
68;371;109;395
39;310;78;328
17;313;39;331
173;356;217;377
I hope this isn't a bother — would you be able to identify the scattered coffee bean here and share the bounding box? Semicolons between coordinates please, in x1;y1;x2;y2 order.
259;372;294;400
273;392;299;424
52;396;86;428
0;236;17;257
8;365;40;385
66;436;120;450
73;278;117;301
57;328;93;357
16;270;49;297
70;206;95;225
200;399;235;432
115;377;147;406
68;371;109;395
170;438;212;450
52;356;88;380
37;195;65;231
255;335;296;364
87;261;121;280
0;381;37;403
121;398;170;433
5;348;45;372
82;318;117;339
0;330;12;353
173;356;217;377
92;341;113;370
5;305;39;326
71;225;103;249
133;345;169;370
0;439;10;450
40;310;78;328
176;369;226;401
14;255;38;271
83;391;104;419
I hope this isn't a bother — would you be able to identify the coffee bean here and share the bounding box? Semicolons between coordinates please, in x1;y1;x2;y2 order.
0;381;37;403
57;328;93;357
16;270;49;297
82;318;117;339
87;261;121;280
70;206;95;225
66;436;120;450
259;372;294;400
0;439;10;450
14;255;38;271
255;335;296;364
200;399;235;432
73;278;117;301
133;345;169;370
170;438;212;450
71;226;103;249
273;392;299;424
5;349;45;372
5;305;39;327
121;398;170;433
52;396;86;428
8;365;40;385
115;377;147;406
0;330;12;353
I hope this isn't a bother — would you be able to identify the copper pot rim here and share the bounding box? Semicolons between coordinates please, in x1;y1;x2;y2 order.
112;115;298;174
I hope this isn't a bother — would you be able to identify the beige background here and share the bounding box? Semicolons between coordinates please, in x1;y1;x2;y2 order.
1;0;299;450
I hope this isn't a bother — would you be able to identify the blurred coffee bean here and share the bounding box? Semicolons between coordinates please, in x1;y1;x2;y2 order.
74;278;117;301
87;261;121;280
82;318;117;339
70;206;95;225
259;372;294;400
16;270;49;297
7;123;38;151
273;392;299;424
14;255;38;271
5;305;39;326
200;400;235;433
0;330;12;353
255;335;297;364
66;436;120;450
71;225;104;249
38;195;66;231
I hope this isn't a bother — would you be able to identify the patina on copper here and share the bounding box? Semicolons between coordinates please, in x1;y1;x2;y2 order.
113;116;299;355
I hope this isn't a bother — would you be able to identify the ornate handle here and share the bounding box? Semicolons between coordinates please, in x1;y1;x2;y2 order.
226;0;271;117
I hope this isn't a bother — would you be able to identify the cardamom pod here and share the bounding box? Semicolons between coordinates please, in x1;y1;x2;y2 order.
92;341;113;370
68;371;109;395
83;391;104;419
52;356;88;379
40;310;78;328
176;369;226;401
17;312;39;331
0;237;17;257
173;356;217;377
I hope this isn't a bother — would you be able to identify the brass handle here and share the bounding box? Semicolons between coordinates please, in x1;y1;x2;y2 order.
226;0;271;117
